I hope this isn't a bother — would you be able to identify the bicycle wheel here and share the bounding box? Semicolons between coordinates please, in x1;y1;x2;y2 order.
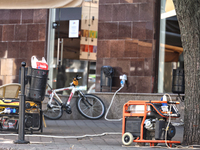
42;95;63;120
77;94;105;120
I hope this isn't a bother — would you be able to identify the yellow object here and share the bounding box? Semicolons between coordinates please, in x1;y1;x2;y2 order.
89;30;96;38
0;99;19;106
73;78;79;86
43;115;47;128
0;99;37;107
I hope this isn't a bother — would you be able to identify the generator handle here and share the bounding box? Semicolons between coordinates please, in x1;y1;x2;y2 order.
167;101;180;104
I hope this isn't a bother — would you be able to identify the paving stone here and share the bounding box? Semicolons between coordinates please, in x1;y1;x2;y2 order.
0;120;183;150
53;138;67;143
40;137;53;142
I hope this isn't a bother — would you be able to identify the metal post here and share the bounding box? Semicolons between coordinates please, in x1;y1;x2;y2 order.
14;62;29;144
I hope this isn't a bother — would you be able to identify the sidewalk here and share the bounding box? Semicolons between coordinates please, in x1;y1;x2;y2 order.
0;120;184;150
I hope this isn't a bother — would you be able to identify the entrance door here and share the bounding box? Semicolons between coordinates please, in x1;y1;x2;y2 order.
47;1;99;94
48;8;88;95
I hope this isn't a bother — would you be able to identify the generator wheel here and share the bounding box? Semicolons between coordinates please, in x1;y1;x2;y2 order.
122;132;133;146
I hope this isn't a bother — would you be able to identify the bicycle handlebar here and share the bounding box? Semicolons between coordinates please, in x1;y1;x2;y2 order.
46;75;82;88
74;75;82;81
76;76;82;80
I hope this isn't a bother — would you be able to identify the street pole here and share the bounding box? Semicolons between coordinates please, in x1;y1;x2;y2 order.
14;62;29;144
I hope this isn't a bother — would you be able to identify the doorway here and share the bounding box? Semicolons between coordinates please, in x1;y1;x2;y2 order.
47;1;99;94
48;8;88;95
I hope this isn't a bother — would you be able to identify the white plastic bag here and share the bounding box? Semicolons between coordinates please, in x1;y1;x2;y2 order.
42;57;47;64
31;56;38;69
31;56;48;70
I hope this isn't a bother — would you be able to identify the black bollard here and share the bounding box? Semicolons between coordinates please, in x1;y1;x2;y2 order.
14;62;30;144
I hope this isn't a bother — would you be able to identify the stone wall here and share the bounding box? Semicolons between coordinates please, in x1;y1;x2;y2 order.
0;9;48;85
96;0;160;93
48;93;184;124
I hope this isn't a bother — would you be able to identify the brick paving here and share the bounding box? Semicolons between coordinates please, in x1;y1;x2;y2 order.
0;120;184;150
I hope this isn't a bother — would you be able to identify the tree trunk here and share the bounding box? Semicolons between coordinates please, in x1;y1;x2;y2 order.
173;0;200;145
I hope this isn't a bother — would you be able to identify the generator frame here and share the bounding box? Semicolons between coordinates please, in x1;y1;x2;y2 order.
122;100;181;147
0;99;43;133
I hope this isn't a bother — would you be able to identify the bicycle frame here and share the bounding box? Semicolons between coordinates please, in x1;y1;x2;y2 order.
44;75;105;120
48;85;87;107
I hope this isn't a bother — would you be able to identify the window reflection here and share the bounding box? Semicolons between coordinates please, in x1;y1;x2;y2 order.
158;0;183;93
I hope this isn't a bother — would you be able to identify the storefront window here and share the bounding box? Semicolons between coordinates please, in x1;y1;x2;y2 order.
80;0;99;93
47;1;99;95
158;0;183;93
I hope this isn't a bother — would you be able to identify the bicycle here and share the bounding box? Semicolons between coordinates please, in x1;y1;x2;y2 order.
42;75;106;120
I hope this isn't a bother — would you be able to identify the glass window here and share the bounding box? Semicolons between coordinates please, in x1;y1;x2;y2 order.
158;0;183;93
47;1;99;95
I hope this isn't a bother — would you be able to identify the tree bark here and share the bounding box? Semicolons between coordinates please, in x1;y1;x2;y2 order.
173;0;200;145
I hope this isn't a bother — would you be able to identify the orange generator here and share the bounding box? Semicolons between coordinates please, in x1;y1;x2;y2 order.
122;100;181;147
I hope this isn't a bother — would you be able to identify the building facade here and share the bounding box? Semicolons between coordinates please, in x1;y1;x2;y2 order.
96;0;160;93
0;9;48;85
0;0;183;94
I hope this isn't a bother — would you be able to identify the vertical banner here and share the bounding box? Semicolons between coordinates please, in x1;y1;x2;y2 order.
69;20;79;38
